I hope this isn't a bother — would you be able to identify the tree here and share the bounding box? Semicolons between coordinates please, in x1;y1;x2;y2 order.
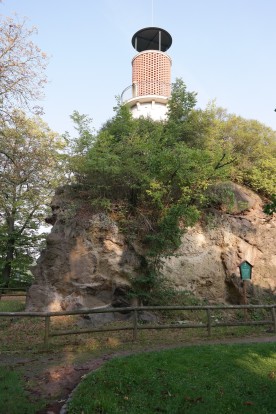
67;82;228;257
0;15;48;118
0;111;65;286
205;108;276;196
65;89;231;304
63;110;96;180
66;79;276;303
167;78;197;123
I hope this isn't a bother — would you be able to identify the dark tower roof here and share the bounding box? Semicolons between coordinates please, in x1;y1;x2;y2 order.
132;27;172;52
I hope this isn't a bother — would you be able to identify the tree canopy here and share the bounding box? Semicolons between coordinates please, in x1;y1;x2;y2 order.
0;111;65;286
67;79;276;262
206;106;276;196
0;15;48;118
0;15;55;286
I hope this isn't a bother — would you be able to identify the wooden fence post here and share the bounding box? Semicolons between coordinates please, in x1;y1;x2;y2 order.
44;316;50;345
242;281;249;321
206;309;211;337
271;307;276;333
132;309;138;341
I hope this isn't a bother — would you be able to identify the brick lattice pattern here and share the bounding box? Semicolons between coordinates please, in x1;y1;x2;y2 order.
132;51;171;97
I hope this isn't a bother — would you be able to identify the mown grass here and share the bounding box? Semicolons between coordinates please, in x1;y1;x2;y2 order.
0;367;45;414
0;299;25;312
68;342;276;414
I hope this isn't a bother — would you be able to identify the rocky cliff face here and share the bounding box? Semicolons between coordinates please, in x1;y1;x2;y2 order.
163;218;276;303
26;188;142;312
26;184;276;311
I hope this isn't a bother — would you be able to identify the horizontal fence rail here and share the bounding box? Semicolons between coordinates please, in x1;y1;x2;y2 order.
1;304;276;346
0;288;28;299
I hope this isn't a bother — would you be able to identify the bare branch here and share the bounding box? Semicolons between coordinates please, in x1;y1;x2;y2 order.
214;153;237;170
0;16;48;118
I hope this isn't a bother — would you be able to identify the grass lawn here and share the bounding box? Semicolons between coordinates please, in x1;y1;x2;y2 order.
0;299;25;312
0;367;44;414
68;342;276;414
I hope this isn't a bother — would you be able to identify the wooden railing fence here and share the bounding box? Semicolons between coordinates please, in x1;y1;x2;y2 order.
0;304;276;345
0;288;28;300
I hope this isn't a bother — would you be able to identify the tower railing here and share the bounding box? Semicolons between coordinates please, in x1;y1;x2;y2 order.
121;82;171;103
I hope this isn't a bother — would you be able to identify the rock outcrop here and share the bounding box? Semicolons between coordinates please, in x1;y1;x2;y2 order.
26;184;276;311
26;188;142;312
163;184;276;303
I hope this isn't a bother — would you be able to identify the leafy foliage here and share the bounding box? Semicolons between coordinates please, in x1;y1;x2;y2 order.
0;14;61;286
63;110;96;178
205;106;276;196
128;269;173;305
66;81;229;302
264;194;276;215
0;111;66;286
68;82;227;258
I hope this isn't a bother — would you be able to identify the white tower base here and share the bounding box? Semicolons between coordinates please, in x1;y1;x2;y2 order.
126;95;169;121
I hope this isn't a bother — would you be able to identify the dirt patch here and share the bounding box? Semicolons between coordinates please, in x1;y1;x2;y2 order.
33;358;110;414
1;349;132;414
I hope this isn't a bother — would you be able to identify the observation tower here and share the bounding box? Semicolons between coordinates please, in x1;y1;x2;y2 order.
121;27;172;121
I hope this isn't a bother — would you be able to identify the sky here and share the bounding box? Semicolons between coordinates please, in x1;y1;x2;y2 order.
1;0;276;136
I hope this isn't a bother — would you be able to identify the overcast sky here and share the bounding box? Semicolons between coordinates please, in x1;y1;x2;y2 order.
1;0;276;135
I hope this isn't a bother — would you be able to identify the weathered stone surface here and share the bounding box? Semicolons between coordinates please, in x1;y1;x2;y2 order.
26;189;142;312
26;184;276;311
162;184;276;303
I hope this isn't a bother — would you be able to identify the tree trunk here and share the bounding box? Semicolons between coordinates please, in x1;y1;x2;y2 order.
1;216;15;288
2;240;15;288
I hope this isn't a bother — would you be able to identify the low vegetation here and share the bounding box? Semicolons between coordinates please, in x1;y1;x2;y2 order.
68;343;276;414
0;368;44;414
0;298;25;312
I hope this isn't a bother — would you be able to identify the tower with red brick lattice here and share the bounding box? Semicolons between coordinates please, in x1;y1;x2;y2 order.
121;27;172;121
